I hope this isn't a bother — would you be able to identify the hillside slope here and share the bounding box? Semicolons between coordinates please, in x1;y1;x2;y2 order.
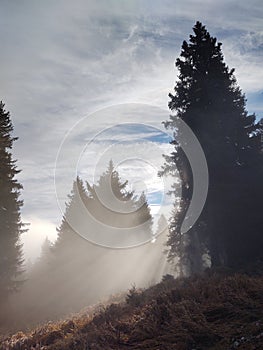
1;268;263;350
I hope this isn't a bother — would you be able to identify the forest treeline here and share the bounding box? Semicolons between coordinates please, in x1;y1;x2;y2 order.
0;21;262;330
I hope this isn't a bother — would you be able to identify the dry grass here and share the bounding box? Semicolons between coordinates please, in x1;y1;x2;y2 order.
1;267;263;350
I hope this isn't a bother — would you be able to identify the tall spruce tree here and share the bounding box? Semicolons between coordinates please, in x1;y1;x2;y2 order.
0;102;24;301
163;22;263;272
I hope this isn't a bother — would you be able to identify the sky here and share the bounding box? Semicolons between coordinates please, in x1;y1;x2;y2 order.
0;0;262;260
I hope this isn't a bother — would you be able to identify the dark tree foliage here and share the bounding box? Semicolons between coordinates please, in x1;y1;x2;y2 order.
0;102;25;301
163;22;263;272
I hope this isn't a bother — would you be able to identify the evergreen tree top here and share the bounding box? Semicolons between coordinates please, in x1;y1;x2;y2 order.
166;21;262;168
0;101;25;299
176;21;224;74
0;101;18;150
169;21;236;116
95;160;133;201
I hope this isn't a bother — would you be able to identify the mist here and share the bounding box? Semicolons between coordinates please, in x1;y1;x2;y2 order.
3;167;173;331
6;224;172;330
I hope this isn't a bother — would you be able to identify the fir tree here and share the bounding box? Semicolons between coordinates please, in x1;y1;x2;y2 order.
55;176;90;256
133;192;153;243
54;161;154;257
162;22;263;272
89;160;135;228
0;102;25;301
39;237;52;264
155;214;168;237
88;160;152;238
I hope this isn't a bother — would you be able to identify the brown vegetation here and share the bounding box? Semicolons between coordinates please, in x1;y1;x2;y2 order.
1;268;263;350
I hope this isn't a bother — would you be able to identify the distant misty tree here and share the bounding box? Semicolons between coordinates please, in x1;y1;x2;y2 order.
162;22;263;273
87;160;136;229
38;237;53;267
28;237;53;278
52;160;154;279
55;176;89;256
87;160;153;244
0;102;25;302
155;214;168;237
133;191;153;240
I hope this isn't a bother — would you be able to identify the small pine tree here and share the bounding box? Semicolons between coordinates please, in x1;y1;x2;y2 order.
55;176;90;254
155;214;169;237
39;237;52;264
0;102;25;301
133;192;153;242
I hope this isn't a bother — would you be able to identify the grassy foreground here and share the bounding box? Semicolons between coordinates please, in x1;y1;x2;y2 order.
1;267;263;350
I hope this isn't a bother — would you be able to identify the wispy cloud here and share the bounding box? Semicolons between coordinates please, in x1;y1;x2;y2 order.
0;0;262;258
